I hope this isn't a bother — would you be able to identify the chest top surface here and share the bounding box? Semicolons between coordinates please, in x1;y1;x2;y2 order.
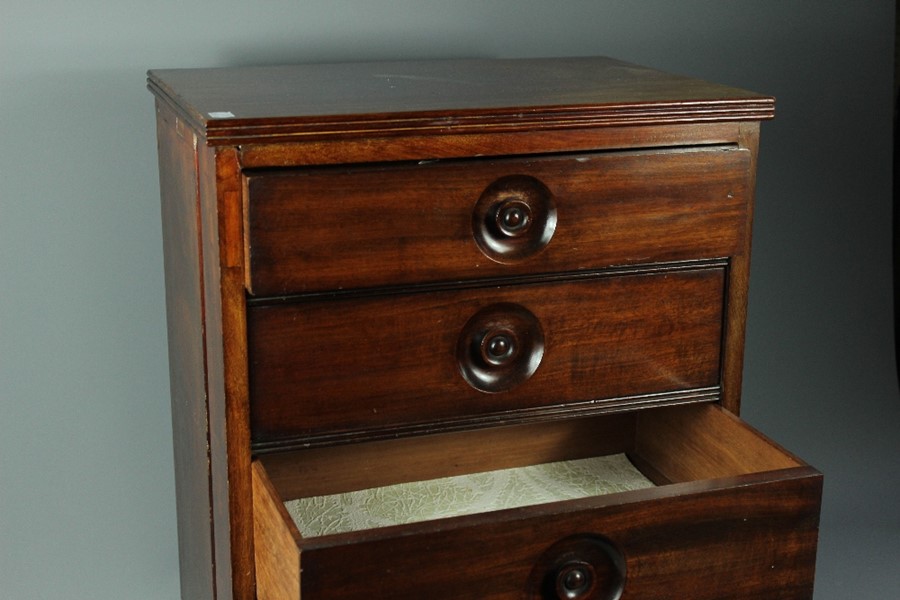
147;56;773;144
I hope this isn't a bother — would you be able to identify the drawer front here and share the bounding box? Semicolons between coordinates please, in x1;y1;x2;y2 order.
248;266;724;447
245;147;750;296
295;473;820;600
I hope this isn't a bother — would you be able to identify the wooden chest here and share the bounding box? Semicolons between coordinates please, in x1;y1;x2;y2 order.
149;57;821;600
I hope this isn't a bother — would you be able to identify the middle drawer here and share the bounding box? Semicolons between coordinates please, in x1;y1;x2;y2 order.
248;266;725;448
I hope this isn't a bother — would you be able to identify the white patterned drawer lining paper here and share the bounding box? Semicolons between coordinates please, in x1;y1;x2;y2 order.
285;453;656;537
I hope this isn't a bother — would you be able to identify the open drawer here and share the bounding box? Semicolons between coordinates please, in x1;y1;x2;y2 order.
251;404;821;600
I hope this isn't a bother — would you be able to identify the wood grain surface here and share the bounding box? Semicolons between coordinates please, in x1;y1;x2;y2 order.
155;101;217;600
248;266;725;447
251;404;820;600
148;57;803;600
245;146;749;295
147;57;773;145
292;473;820;600
251;462;301;600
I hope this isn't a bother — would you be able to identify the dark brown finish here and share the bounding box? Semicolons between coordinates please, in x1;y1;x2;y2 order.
720;122;761;414
245;147;749;295
635;402;803;482
456;301;545;393
251;462;301;600
261;414;637;499
147;57;773;145
206;147;255;598
291;473;820;600
472;174;558;263
236;122;745;168
252;404;821;600
150;57;818;600
526;535;625;600
200;143;235;599
248;267;725;447
155;101;216;600
256;404;799;501
156;103;256;600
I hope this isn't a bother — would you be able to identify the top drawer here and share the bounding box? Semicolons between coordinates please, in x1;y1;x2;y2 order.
245;146;750;296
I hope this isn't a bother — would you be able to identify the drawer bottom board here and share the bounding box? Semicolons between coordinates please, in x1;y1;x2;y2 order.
285;453;655;537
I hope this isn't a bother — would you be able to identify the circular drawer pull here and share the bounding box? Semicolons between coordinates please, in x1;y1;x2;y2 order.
473;175;557;263
526;535;625;600
457;303;544;393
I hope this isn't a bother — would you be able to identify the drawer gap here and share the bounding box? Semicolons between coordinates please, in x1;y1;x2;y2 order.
246;258;729;307
240;143;741;177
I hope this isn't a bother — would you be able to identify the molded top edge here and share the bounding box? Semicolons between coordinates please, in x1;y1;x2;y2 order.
147;56;774;144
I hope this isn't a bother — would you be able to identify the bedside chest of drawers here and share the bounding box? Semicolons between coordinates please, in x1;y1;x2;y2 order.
149;57;821;600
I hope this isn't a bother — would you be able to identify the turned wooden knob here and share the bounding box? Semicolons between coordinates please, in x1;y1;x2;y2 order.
473;175;557;263
526;535;625;600
457;303;544;393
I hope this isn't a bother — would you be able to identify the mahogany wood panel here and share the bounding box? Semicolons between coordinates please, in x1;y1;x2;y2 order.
157;105;256;600
293;473;819;600
147;57;773;146
251;462;301;600
635;403;802;483
245;147;749;296
248;267;725;447
261;414;637;499
149;58;804;600
203;147;255;599
253;466;819;600
236;123;744;169
155;101;216;600
720;122;761;414
199;143;235;599
252;403;821;600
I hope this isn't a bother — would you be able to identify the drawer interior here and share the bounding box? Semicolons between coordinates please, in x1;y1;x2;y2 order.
256;403;803;530
252;404;821;599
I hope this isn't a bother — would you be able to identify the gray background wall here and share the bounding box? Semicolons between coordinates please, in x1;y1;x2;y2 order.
2;2;897;598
